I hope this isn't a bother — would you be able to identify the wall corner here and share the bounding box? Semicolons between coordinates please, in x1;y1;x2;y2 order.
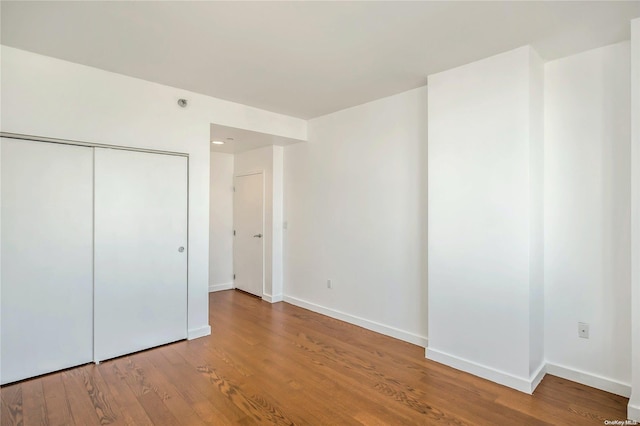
629;16;640;422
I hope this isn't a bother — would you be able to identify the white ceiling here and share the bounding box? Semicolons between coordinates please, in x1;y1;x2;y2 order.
2;1;639;119
210;123;305;154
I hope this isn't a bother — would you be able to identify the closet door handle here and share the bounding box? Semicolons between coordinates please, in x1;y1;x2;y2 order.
253;234;262;238
178;246;185;252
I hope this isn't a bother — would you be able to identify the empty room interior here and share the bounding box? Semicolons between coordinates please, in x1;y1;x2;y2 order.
1;1;640;424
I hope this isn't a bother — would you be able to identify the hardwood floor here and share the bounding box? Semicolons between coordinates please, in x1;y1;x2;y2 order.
1;289;630;425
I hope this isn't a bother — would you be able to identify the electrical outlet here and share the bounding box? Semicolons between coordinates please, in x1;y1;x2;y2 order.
327;279;332;289
578;322;589;339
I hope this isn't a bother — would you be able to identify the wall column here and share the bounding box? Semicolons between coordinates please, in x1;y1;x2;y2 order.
427;46;544;393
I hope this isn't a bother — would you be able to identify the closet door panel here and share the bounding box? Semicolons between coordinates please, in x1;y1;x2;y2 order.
1;138;94;384
94;148;187;361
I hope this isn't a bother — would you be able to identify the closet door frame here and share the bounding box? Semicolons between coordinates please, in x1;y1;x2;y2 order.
0;132;190;366
0;132;189;157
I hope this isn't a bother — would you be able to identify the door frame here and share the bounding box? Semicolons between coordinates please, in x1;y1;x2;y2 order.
233;170;265;297
0;132;191;359
0;132;188;157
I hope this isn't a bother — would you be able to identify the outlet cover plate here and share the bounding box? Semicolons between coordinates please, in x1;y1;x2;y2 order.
578;322;589;339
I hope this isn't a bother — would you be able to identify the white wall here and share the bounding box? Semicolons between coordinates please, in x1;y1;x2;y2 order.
630;17;640;422
528;48;545;379
283;86;428;346
272;145;284;301
234;145;284;302
544;41;632;397
209;152;234;292
0;46;306;338
427;46;544;393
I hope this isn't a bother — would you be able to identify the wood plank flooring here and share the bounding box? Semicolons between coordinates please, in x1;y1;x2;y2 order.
1;289;630;425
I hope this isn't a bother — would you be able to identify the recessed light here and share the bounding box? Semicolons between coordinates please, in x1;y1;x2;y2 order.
211;140;225;145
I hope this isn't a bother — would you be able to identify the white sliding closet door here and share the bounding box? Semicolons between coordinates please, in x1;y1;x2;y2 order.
1;138;94;384
94;148;188;362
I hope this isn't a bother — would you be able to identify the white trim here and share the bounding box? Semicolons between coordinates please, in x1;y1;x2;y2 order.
629;402;640;422
187;325;211;340
283;295;428;347
420;350;631;397
630;16;640;425
235;170;264;178
209;282;233;292
263;293;283;303
545;362;631;398
425;347;543;394
530;363;546;392
0;132;188;157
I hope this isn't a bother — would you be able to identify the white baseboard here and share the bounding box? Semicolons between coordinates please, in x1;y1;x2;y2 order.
545;363;631;398
628;401;640;421
283;295;428;347
187;325;211;340
209;282;233;292
263;293;284;303
530;363;546;392
423;351;632;397
425;347;543;394
276;296;631;400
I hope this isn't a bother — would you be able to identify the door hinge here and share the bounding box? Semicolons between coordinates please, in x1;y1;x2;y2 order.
233;186;235;192
233;230;236;236
233;274;236;280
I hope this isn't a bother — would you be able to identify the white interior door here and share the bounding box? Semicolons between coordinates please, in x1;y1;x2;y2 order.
94;148;188;362
233;173;264;297
1;138;94;384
